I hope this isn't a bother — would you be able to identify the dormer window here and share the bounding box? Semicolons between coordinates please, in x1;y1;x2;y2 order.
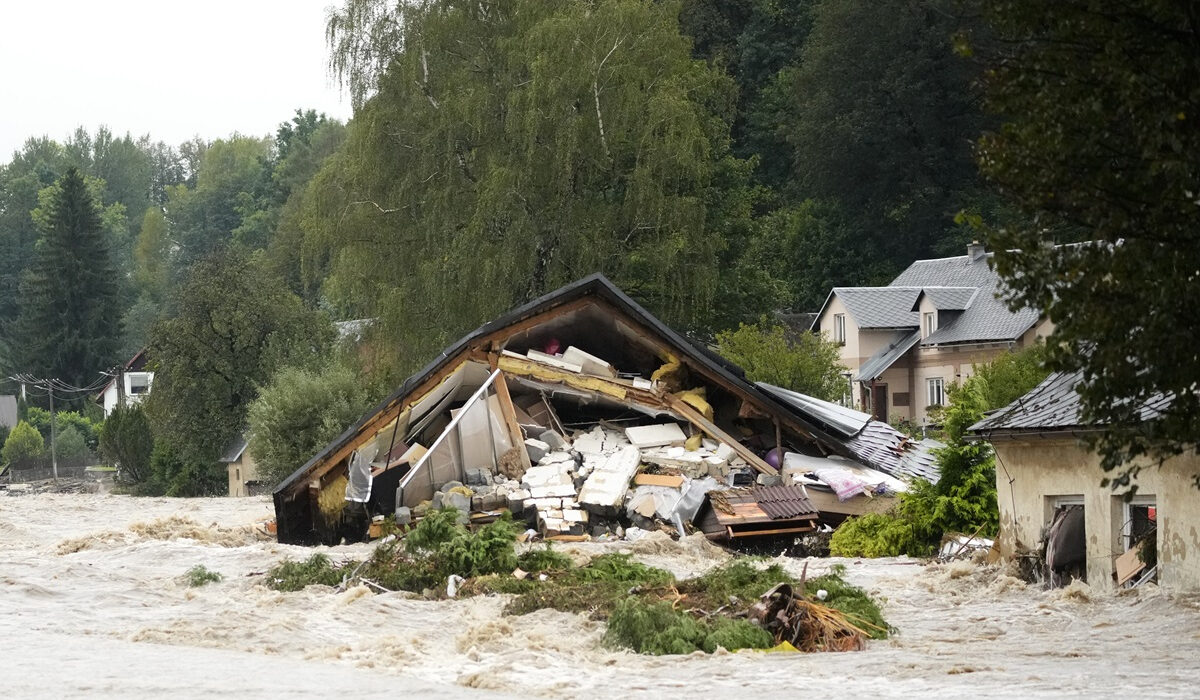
922;311;937;339
833;314;846;345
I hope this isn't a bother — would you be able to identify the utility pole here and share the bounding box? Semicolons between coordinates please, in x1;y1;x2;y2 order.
48;387;58;482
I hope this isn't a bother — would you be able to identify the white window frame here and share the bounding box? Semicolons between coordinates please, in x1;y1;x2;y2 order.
926;377;945;407
840;372;853;407
833;313;846;345
922;311;937;339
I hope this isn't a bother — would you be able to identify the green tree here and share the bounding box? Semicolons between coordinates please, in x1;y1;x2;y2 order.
715;322;846;401
312;0;757;374
145;250;334;472
15;167;122;391
98;403;154;484
2;420;45;468
247;363;372;488
55;425;90;465
974;0;1200;489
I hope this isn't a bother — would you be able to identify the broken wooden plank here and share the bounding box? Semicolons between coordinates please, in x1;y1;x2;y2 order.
633;473;686;488
668;397;779;476
491;373;533;473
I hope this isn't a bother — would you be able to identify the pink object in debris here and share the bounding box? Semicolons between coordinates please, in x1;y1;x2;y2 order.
542;337;562;355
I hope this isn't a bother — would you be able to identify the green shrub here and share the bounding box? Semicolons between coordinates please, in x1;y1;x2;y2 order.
98;404;154;484
517;545;574;573
604;598;773;654
184;565;223;587
2;421;44;467
247;362;371;488
265;553;349;591
55;425;90;463
569;554;673;586
829;512;925;558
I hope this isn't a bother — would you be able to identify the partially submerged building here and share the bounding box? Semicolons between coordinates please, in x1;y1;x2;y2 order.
273;275;938;545
811;242;1053;423
970;372;1200;591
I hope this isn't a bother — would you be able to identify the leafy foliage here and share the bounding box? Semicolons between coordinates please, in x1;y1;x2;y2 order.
265;553;347;592
184;565;223;587
247;362;372;488
98;404;155;484
605;598;773;654
311;0;760;376
516;546;574;573
145;249;333;470
716;321;846;401
974;0;1200;489
2;420;44;468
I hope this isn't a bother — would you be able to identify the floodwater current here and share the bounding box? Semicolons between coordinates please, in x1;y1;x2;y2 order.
2;492;1197;698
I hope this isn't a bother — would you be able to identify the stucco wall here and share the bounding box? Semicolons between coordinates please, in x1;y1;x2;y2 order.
993;437;1200;591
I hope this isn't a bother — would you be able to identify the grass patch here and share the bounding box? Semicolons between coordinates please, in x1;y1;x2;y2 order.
183;564;223;587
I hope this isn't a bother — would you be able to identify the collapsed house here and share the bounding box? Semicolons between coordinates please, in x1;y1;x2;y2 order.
273;275;939;546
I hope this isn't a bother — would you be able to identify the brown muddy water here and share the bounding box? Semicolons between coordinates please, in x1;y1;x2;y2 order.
2;492;1198;698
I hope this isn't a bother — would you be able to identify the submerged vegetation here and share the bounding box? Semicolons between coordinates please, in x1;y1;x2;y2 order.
264;508;889;655
183;564;223;587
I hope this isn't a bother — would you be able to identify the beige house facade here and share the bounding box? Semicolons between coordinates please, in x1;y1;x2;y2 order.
220;436;262;497
813;242;1052;425
972;372;1200;592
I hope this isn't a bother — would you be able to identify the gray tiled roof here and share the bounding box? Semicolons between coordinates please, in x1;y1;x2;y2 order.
833;287;922;329
856;330;921;381
218;435;249;463
892;254;1040;345
969;371;1172;435
918;286;978;311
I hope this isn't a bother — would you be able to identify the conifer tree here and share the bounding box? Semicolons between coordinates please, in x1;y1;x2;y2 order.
16;167;121;389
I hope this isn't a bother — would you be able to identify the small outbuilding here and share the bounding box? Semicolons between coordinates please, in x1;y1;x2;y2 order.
970;371;1200;590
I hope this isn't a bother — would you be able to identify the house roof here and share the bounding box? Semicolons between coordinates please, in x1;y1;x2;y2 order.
891;254;1040;346
828;287;923;329
855;330;921;382
969;371;1173;438
914;286;978;311
218;435;249;463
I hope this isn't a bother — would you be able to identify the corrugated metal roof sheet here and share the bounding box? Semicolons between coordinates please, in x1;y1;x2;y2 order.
855;330;921;381
758;383;870;438
844;422;942;484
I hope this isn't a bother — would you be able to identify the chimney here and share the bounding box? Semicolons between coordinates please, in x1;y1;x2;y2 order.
967;240;987;262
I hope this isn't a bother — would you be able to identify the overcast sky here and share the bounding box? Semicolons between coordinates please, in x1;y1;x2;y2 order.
0;0;352;163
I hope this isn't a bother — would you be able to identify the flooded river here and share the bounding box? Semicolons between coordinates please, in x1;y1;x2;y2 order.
2;492;1197;698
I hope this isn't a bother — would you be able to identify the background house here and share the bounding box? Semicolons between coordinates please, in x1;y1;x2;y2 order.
0;395;17;430
971;372;1200;591
812;242;1053;424
221;435;262;497
96;350;154;417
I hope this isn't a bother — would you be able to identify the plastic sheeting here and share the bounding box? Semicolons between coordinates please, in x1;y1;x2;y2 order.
345;442;379;503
